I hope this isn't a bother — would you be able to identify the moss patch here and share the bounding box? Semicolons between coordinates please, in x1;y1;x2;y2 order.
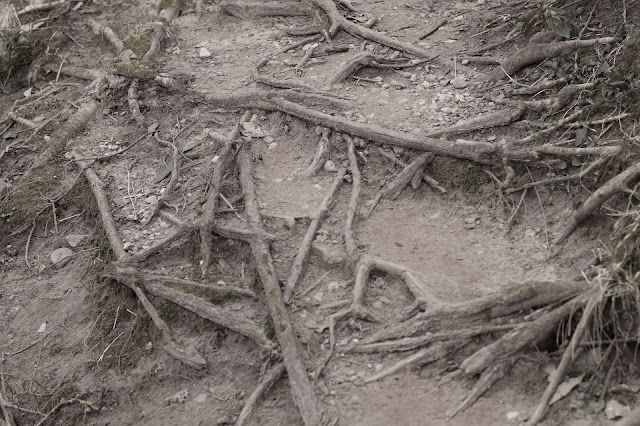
123;29;154;58
42;384;80;412
426;156;491;191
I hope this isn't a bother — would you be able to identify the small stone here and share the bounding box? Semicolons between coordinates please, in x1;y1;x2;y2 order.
343;174;353;183
37;322;47;333
461;59;470;65
199;47;211;58
451;76;468;89
65;234;88;248
268;142;277;150
464;216;478;224
263;135;274;143
324;160;337;172
314;125;323;135
123;241;134;251
126;214;138;222
159;221;169;228
195;393;208;403
313;291;324;302
145;195;158;204
145;341;153;350
51;247;73;268
487;135;497;141
372;301;383;309
375;364;383;371
606;399;630;420
464;222;476;229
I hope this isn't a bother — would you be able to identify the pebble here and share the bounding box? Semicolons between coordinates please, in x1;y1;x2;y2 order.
314;291;324;302
65;234;88;248
263;135;274;143
51;247;73;268
372;301;383;309
145;195;158;204
123;241;134;251
324;160;337;172
487;135;497;141
199;47;212;58
451;76;468;89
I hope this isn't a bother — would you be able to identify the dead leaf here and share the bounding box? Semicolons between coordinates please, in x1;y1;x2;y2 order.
216;258;234;276
605;399;630;420
240;122;267;138
153;164;172;183
550;374;583;405
610;384;640;394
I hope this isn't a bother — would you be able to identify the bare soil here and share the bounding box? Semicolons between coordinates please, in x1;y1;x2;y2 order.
1;0;639;425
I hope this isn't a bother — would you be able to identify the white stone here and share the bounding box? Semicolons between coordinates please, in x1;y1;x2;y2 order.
199;47;211;58
51;247;73;268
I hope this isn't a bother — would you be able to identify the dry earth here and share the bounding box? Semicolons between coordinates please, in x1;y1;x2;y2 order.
1;0;639;425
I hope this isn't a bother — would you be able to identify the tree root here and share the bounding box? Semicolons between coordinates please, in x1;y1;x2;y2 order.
554;161;640;244
43;63;104;81
363;340;468;384
377;148;445;193
425;104;526;138
506;157;608;195
200;112;250;278
418;18;447;40
330;52;428;84
302;127;331;176
365;153;434;218
448;357;514;418
236;362;286;426
142;21;166;63
238;143;326;425
344;135;360;265
127;79;145;125
511;77;567;96
104;264;273;348
487;37;615;81
306;0;477;76
88;18;123;55
220;1;311;19
527;292;600;425
283;164;347;303
365;280;586;344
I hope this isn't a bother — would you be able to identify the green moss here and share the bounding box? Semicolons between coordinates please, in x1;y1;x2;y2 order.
113;61;154;79
426;156;491;191
123;29;154;58
0;161;60;245
263;316;276;340
42;384;80;412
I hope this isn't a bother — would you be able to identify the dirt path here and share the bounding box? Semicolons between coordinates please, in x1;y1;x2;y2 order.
1;0;639;425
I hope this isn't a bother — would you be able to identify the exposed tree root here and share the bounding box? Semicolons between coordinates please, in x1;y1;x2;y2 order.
343;135;360;265
365;280;587;344
306;0;477;75
506;157;608;195
488;37;615;81
448;357;514;417
418;18;447;40
238;143;326;425
142;21;166;62
365;153;434;218
330;52;427;84
363;340;467;384
377;148;446;193
527;292;600;424
200;112;250;278
511;77;567;96
555;161;640;244
425;104;526;138
127;79;145;125
283;164;347;303
88;18;123;55
220;1;311;19
43;63;104;81
104;264;273;348
236;362;286;426
302;127;331;176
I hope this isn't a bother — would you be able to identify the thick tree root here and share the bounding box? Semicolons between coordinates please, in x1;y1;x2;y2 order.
103;264;273;348
330;52;427;84
555;161;640;244
365;280;586;344
306;0;477;76
488;37;615;81
425;105;526;138
365;153;434;218
200;112;250;278
377;148;445;193
511;77;567;96
220;1;311;19
448;357;514;417
127;80;145;125
88;18;123;54
203;90;593;165
238;143;326;426
302;127;331;176
284;165;347;303
527;293;600;425
236;362;286;426
363;340;467;384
